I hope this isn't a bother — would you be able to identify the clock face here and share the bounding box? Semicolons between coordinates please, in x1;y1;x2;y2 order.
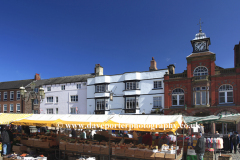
194;41;206;52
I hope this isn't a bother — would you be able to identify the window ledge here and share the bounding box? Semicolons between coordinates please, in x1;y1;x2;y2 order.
192;104;210;108
217;103;235;107
152;88;163;90
152;107;163;109
95;91;110;94
123;89;141;91
170;106;185;109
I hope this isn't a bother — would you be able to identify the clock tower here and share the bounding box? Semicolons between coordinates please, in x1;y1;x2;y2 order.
190;19;211;53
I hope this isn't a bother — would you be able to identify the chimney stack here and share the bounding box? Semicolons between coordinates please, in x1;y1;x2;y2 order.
95;64;103;76
149;57;158;71
168;64;175;75
35;73;41;80
234;42;240;67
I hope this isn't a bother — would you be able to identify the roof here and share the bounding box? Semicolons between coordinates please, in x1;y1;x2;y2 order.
42;74;95;85
187;51;215;58
25;79;49;88
0;79;34;90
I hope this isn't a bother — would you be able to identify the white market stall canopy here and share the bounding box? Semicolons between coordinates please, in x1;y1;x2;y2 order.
9;114;184;133
216;114;240;123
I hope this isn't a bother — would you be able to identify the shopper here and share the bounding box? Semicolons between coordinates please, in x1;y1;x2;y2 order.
158;134;169;148
1;126;13;155
194;132;205;160
231;131;239;154
71;128;77;138
80;130;87;139
138;133;143;144
142;132;152;146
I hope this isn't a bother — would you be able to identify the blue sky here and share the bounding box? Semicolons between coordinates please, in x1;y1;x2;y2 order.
0;1;240;81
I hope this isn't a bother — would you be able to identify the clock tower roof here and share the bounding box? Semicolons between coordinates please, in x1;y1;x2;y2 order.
194;30;207;40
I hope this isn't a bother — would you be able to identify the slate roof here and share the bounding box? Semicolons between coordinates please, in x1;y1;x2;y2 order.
42;74;95;85
0;79;34;90
187;51;215;58
25;79;49;88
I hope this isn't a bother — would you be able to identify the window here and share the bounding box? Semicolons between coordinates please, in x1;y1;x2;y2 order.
17;91;20;100
16;104;20;113
193;66;208;76
61;85;65;90
56;108;58;114
172;88;184;106
34;110;38;114
47;109;53;114
153;97;162;108
47;87;51;91
70;108;76;114
77;84;81;89
126;82;140;90
71;95;78;102
47;97;53;103
34;99;38;105
95;84;108;93
34;88;38;93
219;84;233;104
10;104;13;113
56;97;58;103
96;99;108;110
153;81;162;89
10;91;14;100
4;92;7;101
4;104;7;113
193;86;209;105
126;97;139;109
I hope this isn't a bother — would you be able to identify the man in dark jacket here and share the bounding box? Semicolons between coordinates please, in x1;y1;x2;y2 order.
194;132;205;160
1;126;13;155
231;131;239;154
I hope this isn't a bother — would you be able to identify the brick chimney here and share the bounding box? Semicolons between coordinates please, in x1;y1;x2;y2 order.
35;73;41;80
95;64;103;76
149;57;157;71
234;42;240;67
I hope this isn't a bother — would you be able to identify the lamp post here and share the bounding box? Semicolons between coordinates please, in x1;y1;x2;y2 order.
19;83;45;113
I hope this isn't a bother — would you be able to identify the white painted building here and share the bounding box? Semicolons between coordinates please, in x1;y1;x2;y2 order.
40;74;94;114
87;59;174;115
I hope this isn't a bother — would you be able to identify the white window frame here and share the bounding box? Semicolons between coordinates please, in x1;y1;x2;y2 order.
96;84;108;93
219;84;233;104
70;107;77;114
153;81;162;89
47;97;53;103
3;104;7;113
61;85;65;90
47;108;53;114
125;97;139;109
126;82;140;90
47;87;51;91
16;104;21;113
193;66;208;76
4;92;7;101
10;104;14;113
70;95;78;102
172;88;184;106
10;91;14;100
56;97;58;103
77;84;81;89
96;99;108;110
17;91;20;100
193;86;209;105
153;97;162;108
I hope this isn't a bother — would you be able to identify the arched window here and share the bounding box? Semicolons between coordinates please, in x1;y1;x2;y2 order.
172;88;184;106
193;66;208;76
219;84;233;104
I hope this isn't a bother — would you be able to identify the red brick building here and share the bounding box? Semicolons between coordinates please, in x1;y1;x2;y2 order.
164;29;240;133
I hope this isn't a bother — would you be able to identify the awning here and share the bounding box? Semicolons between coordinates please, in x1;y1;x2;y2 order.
216;114;240;123
183;115;220;124
12;114;184;133
0;113;33;125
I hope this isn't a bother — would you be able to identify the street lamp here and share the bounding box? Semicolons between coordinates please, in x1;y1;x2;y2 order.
19;83;45;113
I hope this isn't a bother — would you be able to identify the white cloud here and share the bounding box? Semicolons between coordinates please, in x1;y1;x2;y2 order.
166;58;170;62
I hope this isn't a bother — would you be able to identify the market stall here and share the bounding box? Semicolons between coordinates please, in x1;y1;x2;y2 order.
8;114;186;160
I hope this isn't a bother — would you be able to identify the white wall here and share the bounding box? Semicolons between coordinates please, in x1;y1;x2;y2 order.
87;69;167;115
40;82;87;114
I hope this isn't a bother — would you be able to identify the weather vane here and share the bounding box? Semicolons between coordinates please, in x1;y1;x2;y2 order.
197;18;203;32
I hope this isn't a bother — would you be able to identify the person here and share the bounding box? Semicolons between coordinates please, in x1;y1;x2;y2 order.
231;131;239;154
142;132;152;146
158;134;169;148
71;128;77;138
138;133;143;144
80;130;87;139
17;125;21;133
194;132;205;160
1;126;13;155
